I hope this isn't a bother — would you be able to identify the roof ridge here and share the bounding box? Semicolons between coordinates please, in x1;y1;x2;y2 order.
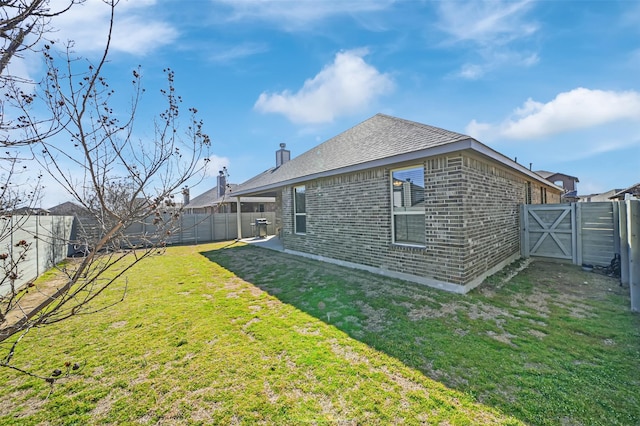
375;113;471;140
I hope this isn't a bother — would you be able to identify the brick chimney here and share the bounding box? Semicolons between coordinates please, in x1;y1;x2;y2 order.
276;143;290;167
216;170;226;198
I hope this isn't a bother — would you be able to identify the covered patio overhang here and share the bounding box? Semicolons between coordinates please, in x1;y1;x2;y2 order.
232;189;279;240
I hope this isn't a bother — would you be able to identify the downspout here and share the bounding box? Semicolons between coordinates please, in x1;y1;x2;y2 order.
236;197;242;240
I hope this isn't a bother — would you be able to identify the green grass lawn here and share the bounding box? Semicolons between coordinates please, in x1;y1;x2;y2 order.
0;242;638;425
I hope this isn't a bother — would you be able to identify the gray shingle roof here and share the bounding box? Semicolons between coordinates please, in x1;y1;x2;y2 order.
610;183;640;199
534;170;580;182
186;183;275;209
234;114;471;195
185;184;238;209
234;113;564;196
534;170;555;179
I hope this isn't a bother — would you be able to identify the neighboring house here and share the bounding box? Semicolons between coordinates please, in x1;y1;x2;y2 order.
609;183;640;201
48;201;89;216
578;189;622;203
10;207;50;215
184;171;276;214
233;114;562;294
534;170;580;202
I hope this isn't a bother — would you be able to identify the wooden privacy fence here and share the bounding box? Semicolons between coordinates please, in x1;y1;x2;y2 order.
521;201;639;311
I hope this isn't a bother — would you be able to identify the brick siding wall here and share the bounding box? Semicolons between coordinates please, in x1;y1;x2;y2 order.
461;152;530;282
275;191;283;237
281;152;561;287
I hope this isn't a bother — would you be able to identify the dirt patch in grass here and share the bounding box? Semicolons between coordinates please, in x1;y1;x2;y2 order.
109;320;127;329
354;301;388;332
512;261;623;321
0;389;45;418
408;301;462;320
0;260;80;331
329;339;370;365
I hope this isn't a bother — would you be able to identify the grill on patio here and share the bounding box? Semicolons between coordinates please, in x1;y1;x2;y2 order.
252;218;270;238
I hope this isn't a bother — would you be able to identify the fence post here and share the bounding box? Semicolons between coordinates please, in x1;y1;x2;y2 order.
521;204;530;258
612;201;620;255
50;216;55;269
236;199;242;239
193;215;197;244
9;215;14;260
619;201;629;285
628;200;639;312
35;214;40;276
180;213;184;245
224;212;228;240
574;202;581;265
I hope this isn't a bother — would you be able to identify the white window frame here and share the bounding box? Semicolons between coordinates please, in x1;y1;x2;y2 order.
293;185;306;235
391;165;426;247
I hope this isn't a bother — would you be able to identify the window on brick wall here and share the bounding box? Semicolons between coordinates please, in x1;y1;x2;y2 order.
391;166;425;246
294;185;306;234
526;182;532;204
540;187;547;204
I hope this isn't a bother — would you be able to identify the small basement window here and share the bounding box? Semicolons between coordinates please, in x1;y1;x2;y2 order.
391;166;425;246
294;185;306;234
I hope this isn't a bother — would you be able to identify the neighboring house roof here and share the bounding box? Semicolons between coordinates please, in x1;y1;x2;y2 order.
609;183;640;199
185;184;237;209
185;184;274;209
534;170;580;182
234;113;562;196
578;189;622;201
10;207;50;215
48;201;88;215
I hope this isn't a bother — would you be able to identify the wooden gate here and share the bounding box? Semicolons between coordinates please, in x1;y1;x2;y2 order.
521;204;576;260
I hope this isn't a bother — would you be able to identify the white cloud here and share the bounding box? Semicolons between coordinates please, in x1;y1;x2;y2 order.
208;43;268;63
465;120;493;139
436;0;539;79
466;88;640;140
521;53;540;67
211;0;394;30
436;0;537;46
455;51;538;80
458;63;485;80
574;138;640;160
51;0;178;55
254;49;394;124
200;154;231;178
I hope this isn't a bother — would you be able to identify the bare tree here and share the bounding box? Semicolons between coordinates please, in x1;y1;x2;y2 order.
0;0;82;76
0;0;210;381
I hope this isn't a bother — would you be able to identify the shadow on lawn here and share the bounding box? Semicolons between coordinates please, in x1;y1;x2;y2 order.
200;243;640;426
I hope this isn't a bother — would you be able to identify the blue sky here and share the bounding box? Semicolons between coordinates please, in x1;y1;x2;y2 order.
13;0;640;205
